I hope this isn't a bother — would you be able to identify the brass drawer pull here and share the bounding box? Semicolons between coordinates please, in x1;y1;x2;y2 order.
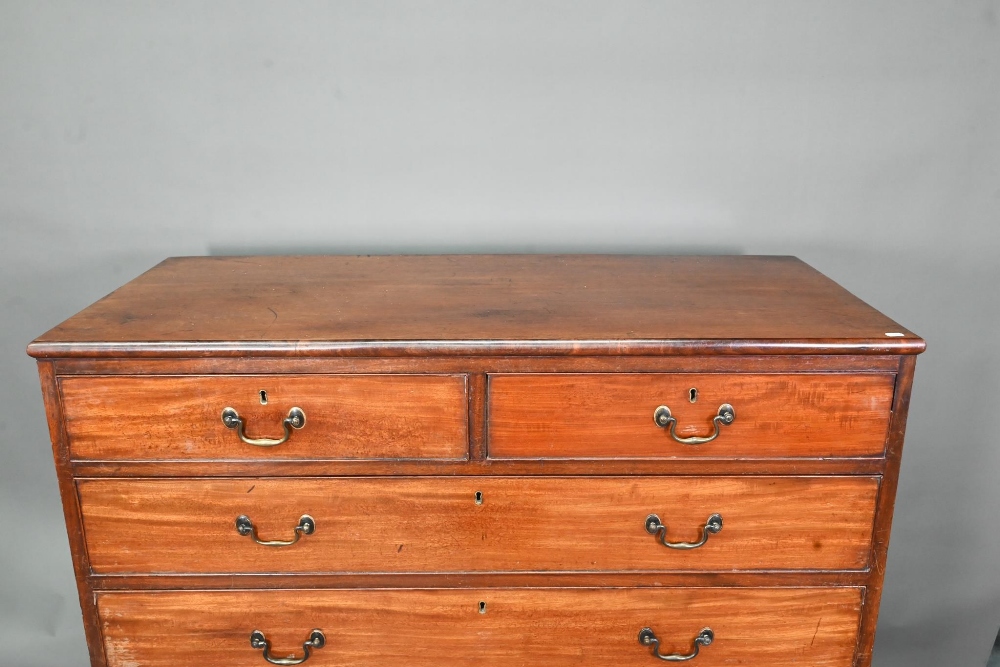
236;514;315;547
222;406;305;447
638;627;713;662
645;513;723;549
653;404;735;444
250;629;325;665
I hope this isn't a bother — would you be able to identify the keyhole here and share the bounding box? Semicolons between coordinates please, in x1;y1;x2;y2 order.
689;388;698;403
259;390;268;405
475;491;483;505
479;601;487;614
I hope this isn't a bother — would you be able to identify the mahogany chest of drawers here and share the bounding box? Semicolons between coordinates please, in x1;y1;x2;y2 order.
28;255;924;666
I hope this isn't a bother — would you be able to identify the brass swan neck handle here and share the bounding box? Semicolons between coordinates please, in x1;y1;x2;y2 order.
645;514;723;550
638;627;714;661
653;404;735;445
236;514;315;547
250;629;325;665
222;406;305;447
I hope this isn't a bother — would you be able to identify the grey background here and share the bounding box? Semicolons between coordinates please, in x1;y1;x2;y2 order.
1;2;998;665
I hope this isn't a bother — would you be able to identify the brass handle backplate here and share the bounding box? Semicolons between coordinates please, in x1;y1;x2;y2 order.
222;406;305;447
236;514;315;547
638;627;714;662
653;404;735;445
250;629;325;665
645;513;723;550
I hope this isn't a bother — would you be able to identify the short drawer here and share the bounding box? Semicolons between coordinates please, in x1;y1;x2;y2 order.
60;374;469;460
488;373;894;458
98;587;862;667
79;476;878;574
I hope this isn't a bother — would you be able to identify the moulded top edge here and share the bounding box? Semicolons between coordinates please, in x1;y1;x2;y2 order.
26;337;927;359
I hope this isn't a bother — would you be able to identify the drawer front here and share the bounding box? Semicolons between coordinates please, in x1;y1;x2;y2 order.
79;476;878;574
488;373;894;458
98;587;862;667
60;374;468;460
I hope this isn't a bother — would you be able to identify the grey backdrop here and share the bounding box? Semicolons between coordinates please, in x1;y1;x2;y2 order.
2;2;999;665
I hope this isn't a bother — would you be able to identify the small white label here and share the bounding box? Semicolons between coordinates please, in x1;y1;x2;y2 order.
885;332;905;337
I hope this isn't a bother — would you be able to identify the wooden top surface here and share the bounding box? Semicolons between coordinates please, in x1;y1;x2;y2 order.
27;255;924;358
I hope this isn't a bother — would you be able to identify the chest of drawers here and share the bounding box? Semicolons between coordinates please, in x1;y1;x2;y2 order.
28;255;923;667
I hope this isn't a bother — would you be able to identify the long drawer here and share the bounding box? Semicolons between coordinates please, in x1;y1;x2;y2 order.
78;476;879;574
60;374;469;460
488;373;895;458
98;587;863;667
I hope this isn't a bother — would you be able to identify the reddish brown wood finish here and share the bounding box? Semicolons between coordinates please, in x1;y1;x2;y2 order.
77;476;878;574
27;255;924;358
60;374;468;461
88;571;872;591
36;362;108;667
856;355;917;666
68;457;888;478
49;354;904;375
468;373;488;461
488;373;894;459
97;587;863;667
27;255;923;667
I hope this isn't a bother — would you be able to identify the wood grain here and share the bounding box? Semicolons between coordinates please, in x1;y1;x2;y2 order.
50;353;905;376
78;476;878;574
857;355;917;666
68;456;888;478
60;374;468;461
27;255;925;667
489;373;895;458
27;255;925;358
88;571;871;591
97;587;863;667
36;362;109;667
